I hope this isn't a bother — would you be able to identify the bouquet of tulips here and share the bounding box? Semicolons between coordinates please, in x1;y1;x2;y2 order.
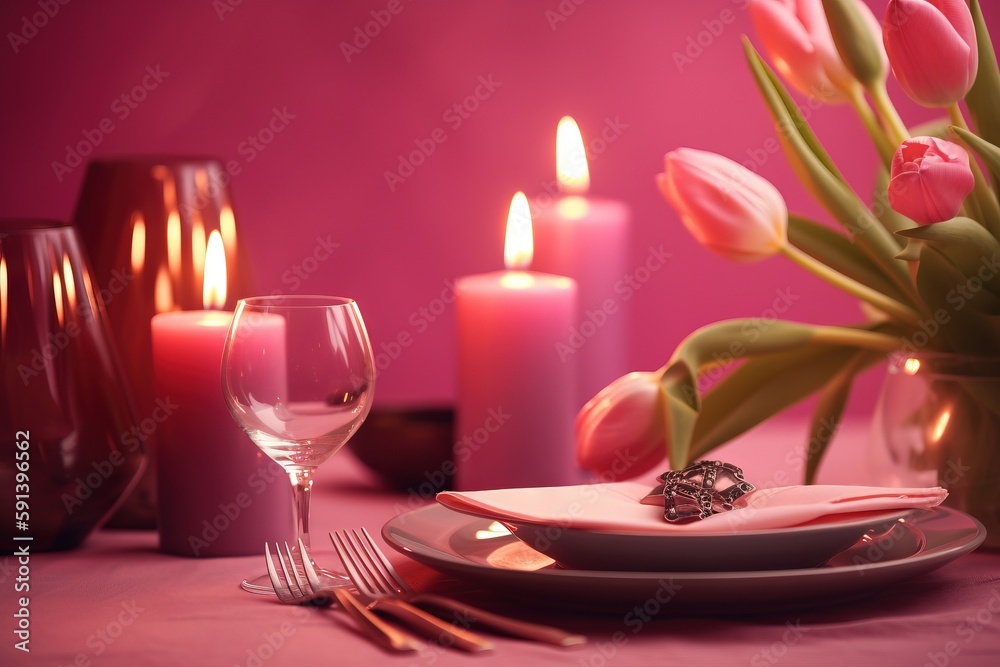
577;0;1000;484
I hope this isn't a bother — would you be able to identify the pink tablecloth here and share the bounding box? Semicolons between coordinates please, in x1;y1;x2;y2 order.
3;420;999;667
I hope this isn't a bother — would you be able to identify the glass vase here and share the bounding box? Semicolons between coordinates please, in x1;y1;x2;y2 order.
0;219;144;550
869;352;1000;549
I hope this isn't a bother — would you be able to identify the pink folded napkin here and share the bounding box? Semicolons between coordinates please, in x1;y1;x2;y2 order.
437;481;948;533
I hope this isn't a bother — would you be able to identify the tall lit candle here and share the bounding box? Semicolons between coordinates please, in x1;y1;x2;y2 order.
151;232;291;556
531;116;631;409
455;193;579;491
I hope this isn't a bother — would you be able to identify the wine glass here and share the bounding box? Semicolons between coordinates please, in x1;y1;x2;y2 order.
221;295;375;593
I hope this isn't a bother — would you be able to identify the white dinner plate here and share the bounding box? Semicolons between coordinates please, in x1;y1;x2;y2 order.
382;504;985;614
496;509;910;571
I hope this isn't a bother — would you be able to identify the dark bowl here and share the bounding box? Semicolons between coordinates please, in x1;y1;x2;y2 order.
348;407;454;494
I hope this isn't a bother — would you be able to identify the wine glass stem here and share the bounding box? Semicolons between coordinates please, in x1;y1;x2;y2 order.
288;468;315;551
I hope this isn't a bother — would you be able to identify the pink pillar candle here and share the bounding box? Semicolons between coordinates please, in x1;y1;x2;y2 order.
151;310;292;556
455;193;580;491
531;117;631;410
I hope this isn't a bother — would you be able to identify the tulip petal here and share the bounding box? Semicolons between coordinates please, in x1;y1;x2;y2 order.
884;0;978;106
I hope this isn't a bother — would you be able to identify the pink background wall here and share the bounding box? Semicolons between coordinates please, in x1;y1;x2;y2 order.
3;0;996;414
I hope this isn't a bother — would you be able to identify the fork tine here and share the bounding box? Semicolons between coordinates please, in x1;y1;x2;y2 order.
277;542;307;598
265;543;293;603
296;538;324;595
359;528;415;595
345;529;399;597
330;531;381;598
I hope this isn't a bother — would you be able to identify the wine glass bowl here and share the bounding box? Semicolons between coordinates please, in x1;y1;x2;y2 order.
221;295;375;592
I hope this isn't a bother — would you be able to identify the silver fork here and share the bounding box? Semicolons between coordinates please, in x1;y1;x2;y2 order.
264;540;425;653
331;528;587;647
327;533;494;652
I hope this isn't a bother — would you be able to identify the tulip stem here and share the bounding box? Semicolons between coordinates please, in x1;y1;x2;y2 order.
948;104;1000;237
781;243;922;326
849;87;894;165
868;81;909;148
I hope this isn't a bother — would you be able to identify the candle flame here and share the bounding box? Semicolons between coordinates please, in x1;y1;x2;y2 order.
203;230;227;309
62;254;77;312
130;212;146;274
155;265;173;314
556;116;589;195
503;192;533;271
903;358;921;375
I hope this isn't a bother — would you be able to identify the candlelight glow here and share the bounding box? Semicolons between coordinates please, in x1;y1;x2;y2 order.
220;204;238;271
191;213;206;285
130;212;146;274
53;267;64;327
167;209;181;282
929;408;952;443
203;230;227;309
903;358;921;375
0;252;7;342
155;265;173;314
504;191;533;271
556;116;590;195
62;254;77;311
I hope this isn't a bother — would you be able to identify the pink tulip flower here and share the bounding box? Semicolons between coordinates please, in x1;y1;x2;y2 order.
657;148;788;263
749;0;884;102
883;0;978;107
576;372;667;481
888;136;974;224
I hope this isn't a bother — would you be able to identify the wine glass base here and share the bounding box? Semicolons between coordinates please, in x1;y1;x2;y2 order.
240;568;352;595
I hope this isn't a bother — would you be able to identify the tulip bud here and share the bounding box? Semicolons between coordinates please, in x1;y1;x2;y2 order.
657;148;788;263
749;0;875;103
576;372;666;481
888;136;975;224
882;0;978;107
822;0;888;88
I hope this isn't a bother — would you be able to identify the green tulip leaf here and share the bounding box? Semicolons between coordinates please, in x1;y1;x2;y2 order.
897;217;1000;295
743;38;915;300
661;319;900;466
789;214;909;303
965;0;1000;160
804;350;882;484
691;344;867;460
914;246;1000;352
953;126;1000;207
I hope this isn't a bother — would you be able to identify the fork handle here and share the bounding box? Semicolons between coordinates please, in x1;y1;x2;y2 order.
409;594;587;647
370;599;493;653
332;589;425;652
